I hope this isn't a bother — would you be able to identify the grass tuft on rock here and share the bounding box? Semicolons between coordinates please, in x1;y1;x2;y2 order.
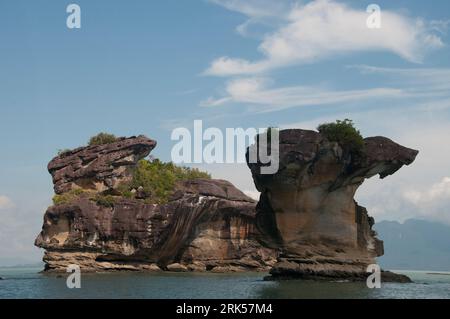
52;189;87;205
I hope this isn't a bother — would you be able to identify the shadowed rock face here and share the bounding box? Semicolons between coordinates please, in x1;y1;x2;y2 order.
49;136;157;194
36;136;276;272
247;129;418;280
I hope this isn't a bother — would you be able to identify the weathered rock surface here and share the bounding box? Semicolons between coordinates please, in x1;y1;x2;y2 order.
247;129;418;281
167;263;189;272
36;136;276;272
36;130;418;283
49;136;156;194
35;179;275;272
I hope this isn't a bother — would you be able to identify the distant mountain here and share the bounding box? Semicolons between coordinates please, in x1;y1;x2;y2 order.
0;257;43;268
375;219;450;271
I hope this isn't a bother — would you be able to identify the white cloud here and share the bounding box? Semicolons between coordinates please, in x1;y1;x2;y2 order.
205;57;269;76
351;65;450;92
386;176;450;224
208;0;291;19
203;1;449;113
201;64;450;113
405;177;450;204
0;195;14;210
358;119;450;225
201;76;408;112
208;0;294;38
206;0;445;76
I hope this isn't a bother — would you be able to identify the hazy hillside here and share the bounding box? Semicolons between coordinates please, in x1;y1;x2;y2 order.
375;219;450;271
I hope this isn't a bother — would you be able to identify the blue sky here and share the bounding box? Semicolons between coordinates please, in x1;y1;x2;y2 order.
1;0;450;265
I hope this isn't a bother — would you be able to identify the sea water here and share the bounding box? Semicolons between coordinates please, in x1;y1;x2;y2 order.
0;267;449;299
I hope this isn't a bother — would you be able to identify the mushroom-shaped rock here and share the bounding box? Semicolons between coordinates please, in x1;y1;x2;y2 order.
247;129;418;281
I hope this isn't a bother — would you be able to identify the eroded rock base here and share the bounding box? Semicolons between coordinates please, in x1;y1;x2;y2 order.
265;258;411;282
42;250;275;273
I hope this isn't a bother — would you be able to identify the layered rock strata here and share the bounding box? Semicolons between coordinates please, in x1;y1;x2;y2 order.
49;135;157;194
36;130;418;282
35;136;276;272
247;129;418;281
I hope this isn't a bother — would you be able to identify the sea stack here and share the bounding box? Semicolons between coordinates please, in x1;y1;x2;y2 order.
35;129;418;282
247;129;418;281
35;135;276;272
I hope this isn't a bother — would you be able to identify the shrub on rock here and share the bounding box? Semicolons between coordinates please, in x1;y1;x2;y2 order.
88;132;118;146
317;119;364;155
128;159;211;204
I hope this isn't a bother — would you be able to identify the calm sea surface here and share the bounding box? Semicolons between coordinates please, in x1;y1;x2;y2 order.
0;267;449;299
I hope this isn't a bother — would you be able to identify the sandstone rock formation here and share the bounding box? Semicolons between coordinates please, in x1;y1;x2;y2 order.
247;129;418;281
36;129;418;282
49;136;156;194
35;136;276;272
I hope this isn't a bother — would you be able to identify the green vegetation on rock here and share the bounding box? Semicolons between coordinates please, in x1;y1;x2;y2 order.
93;194;116;208
88;132;118;146
52;189;116;208
51;157;211;206
127;159;211;204
317;119;364;155
52;189;87;205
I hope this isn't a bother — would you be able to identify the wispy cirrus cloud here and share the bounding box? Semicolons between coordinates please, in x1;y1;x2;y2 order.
208;0;292;19
350;65;450;92
207;0;294;37
200;76;408;112
205;0;445;76
201;1;448;113
201;65;450;113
